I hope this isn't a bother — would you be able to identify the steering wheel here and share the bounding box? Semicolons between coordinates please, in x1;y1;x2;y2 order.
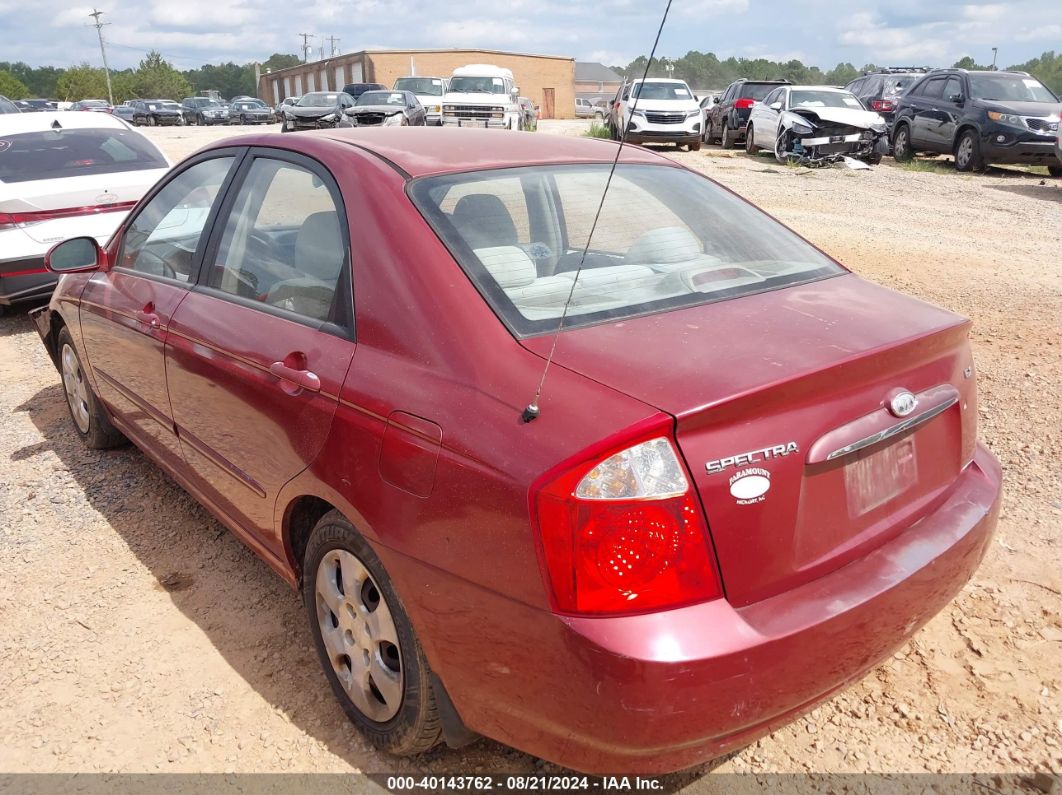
134;250;177;280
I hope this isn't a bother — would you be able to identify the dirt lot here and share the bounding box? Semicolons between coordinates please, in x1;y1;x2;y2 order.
0;121;1059;782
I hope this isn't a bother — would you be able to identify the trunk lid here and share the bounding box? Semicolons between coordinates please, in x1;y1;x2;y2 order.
521;275;978;606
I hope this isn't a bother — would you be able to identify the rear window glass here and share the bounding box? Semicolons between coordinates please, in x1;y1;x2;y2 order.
739;83;779;100
0;128;168;184
410;164;843;337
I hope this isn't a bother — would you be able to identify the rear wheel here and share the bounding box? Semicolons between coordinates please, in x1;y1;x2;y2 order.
892;124;914;162
1048;165;1062;177
57;328;125;450
955;129;985;172
720;123;733;149
303;511;442;755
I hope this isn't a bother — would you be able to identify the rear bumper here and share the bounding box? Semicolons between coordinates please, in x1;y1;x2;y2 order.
0;258;57;306
388;443;1001;774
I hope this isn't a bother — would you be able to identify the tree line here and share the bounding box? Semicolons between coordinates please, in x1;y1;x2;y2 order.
611;50;1062;94
0;52;301;102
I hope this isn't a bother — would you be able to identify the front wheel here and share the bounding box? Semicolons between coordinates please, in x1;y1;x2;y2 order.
147;116;156;126
892;124;914;162
688;140;701;151
955;129;985;172
303;511;442;755
745;124;756;154
1049;165;1062;177
57;328;126;450
867;152;883;165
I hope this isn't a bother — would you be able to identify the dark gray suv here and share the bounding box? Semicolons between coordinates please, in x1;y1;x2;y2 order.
891;68;1061;174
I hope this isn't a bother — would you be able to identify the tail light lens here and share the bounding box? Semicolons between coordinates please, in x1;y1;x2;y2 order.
871;100;895;112
734;98;755;109
532;418;722;616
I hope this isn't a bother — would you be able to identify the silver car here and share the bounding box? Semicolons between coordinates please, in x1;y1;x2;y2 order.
342;90;426;127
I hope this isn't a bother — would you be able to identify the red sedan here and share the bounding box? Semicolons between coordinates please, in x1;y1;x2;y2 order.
32;128;1001;774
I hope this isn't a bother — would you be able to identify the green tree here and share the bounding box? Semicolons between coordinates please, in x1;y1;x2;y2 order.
1006;50;1062;95
55;64;109;101
262;53;301;72
132;51;191;99
825;62;860;86
0;69;29;99
184;61;254;99
953;56;988;70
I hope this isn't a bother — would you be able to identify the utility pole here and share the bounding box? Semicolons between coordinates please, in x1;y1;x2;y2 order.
299;33;315;63
991;47;998;70
88;9;114;105
327;35;340;57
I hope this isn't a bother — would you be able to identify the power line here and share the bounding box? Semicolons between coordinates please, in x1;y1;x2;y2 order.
298;33;315;64
327;36;340;57
88;8;114;105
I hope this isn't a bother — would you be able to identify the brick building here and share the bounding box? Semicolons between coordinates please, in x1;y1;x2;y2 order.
259;48;576;119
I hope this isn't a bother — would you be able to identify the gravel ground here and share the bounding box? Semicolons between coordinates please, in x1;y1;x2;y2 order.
0;120;1059;784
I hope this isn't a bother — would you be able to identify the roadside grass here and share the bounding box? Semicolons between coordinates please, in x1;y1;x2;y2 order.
893;158;956;174
584;121;611;139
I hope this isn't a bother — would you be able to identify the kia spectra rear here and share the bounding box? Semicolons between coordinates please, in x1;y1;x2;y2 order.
36;129;1000;775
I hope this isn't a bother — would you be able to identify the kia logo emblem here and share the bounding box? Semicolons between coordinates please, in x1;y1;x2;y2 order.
888;390;918;418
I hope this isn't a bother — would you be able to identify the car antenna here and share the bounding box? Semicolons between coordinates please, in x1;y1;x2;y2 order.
521;0;674;423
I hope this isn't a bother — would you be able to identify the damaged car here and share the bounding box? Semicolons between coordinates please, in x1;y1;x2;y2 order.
282;91;356;132
343;90;426;128
746;85;889;166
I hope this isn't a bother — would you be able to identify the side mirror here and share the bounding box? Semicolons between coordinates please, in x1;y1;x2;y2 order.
769;101;783;111
46;237;102;273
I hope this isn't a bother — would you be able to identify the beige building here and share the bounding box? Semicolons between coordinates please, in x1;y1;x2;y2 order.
259;48;576;119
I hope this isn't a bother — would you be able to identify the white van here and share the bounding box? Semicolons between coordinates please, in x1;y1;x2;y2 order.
442;65;524;130
392;76;448;126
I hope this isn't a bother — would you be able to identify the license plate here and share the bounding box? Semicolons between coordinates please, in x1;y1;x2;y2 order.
286;121;294;129
844;436;918;517
830;135;844;143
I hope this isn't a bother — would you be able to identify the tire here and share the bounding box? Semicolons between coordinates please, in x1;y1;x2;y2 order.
892;124;914;162
303;511;442;756
196;114;204;126
688;140;701;151
703;119;712;143
867;152;883;165
721;123;733;149
57;327;125;450
148;116;156;127
1048;165;1062;178
955;129;985;172
240;114;247;125
594;111;604;120
745;124;756;154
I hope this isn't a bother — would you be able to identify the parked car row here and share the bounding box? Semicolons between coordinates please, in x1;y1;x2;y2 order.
699;67;1061;174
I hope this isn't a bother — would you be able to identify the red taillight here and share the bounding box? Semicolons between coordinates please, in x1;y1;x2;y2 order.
871;99;895;112
734;98;755;109
0;202;135;228
531;416;722;616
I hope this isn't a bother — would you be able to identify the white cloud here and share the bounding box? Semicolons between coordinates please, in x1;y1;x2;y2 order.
148;0;256;28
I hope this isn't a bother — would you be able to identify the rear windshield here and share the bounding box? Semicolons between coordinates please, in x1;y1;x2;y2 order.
883;76;920;96
0;128;168;184
410;164;843;336
738;83;779;100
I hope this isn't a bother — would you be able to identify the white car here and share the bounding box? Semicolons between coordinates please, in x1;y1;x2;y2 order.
745;85;888;165
0;112;171;312
393;76;448;126
609;78;703;150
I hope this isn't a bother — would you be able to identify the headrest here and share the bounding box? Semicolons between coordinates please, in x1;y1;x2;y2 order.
625;226;703;265
474;246;537;289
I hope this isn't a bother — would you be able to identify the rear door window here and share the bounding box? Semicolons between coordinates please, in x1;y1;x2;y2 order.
204;157;349;325
0;127;168;184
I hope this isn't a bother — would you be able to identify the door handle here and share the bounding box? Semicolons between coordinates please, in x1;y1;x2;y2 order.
269;361;321;394
135;303;160;328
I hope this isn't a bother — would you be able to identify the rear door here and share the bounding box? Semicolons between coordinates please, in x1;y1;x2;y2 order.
165;149;355;552
910;77;947;148
79;152;239;468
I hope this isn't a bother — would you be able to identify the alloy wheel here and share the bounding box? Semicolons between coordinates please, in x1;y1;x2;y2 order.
315;549;403;722
956;136;973;169
61;344;90;434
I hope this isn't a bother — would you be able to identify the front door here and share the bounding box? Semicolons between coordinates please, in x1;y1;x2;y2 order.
165;151;355;554
79;154;239;469
542;88;555;120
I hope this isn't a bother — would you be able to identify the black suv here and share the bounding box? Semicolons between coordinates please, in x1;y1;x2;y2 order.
892;68;1062;174
341;82;386;100
705;78;790;147
845;67;930;133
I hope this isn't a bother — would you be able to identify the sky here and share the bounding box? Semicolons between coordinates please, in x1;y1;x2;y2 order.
0;0;1057;72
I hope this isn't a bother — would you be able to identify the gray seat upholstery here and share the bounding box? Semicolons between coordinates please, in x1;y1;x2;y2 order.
452;195;518;250
295;210;345;283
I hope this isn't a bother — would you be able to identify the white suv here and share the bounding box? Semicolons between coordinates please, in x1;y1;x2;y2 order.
609;78;703;150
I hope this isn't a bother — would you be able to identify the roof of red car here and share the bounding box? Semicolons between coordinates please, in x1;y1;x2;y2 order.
233;127;666;178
